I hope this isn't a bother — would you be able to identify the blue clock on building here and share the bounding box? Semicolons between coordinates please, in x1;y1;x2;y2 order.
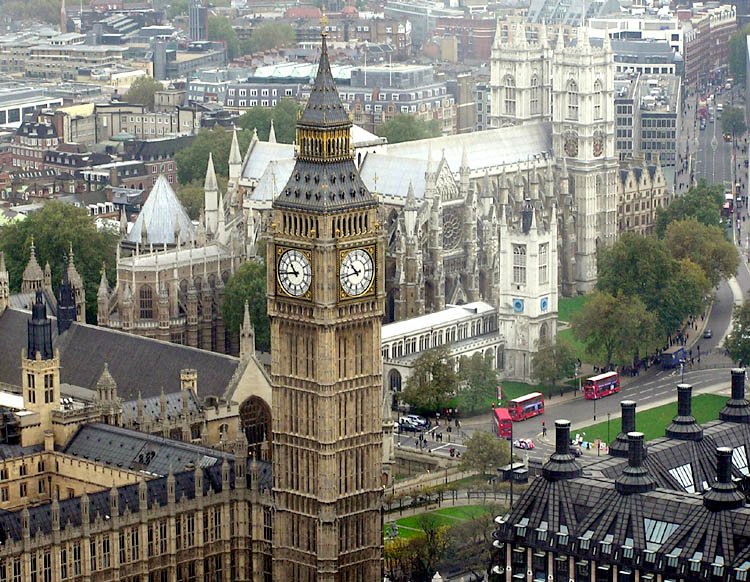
513;299;524;313
540;297;549;312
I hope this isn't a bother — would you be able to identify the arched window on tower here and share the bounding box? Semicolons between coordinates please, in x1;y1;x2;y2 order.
566;80;579;121
530;75;540;116
503;75;516;116
593;80;603;120
139;285;153;319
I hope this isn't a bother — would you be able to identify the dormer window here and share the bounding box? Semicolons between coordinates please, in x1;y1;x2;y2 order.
556;524;569;546
515;517;529;538
536;521;548;542
579;530;593;551
689;551;703;573
712;556;725;577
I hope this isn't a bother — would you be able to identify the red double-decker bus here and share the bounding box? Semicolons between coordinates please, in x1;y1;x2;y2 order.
583;371;620;400
493;407;512;439
508;392;544;421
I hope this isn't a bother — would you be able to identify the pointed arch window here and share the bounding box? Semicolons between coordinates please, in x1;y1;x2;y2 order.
503;75;516;116
593;80;603;120
530;75;540;115
566;80;579;121
139;285;153;319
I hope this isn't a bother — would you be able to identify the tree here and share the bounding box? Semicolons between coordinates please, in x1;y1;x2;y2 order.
208;16;240;61
241;22;296;55
401;345;459;414
596;232;707;337
221;260;270;352
664;219;738;287
175;127;252;185
441;505;501;579
531;339;577;391
727;300;750;365
457;352;497;415
655;180;724;237
459;431;510;477
0;202;118;324
124;76;163;109
729;25;750;83
166;0;189;19
722;106;747;138
376;114;442;144
237;99;300;144
175;175;229;220
3;0;61;24
572;291;659;366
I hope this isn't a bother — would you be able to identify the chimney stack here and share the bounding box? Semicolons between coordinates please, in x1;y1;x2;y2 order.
542;420;583;481
665;384;703;441
615;432;656;494
703;447;745;511
720;368;750;423
609;400;636;458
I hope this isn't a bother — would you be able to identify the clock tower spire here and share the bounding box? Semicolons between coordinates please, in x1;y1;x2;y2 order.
268;31;384;581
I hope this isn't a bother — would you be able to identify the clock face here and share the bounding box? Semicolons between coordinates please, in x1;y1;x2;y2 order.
339;247;375;297
277;248;312;298
564;137;578;158
593;137;604;157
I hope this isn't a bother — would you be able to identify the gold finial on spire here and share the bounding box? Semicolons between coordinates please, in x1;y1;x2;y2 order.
321;9;328;34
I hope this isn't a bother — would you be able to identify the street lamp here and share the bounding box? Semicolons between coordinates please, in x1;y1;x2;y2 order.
593;394;597;422
607;412;611;449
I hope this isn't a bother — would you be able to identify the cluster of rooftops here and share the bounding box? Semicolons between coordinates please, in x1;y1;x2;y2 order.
493;369;750;579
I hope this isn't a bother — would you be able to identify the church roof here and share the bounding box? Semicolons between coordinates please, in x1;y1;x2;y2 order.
383;302;495;341
248;159;296;204
240;142;296;183
0;308;240;401
125;175;195;246
386;122;553;173
359;153;428;201
119;242;229;269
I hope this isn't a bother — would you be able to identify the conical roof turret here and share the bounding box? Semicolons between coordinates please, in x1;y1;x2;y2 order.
297;33;350;128
268;119;277;143
23;238;44;284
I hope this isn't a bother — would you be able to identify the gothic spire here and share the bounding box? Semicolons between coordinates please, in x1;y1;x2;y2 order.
229;128;242;166
98;264;109;297
22;237;44;289
268;119;277;143
297;32;350;128
204;152;218;193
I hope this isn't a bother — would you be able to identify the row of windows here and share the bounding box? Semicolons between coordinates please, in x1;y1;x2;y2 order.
642;118;676;128
227;99;278;108
512;243;549;286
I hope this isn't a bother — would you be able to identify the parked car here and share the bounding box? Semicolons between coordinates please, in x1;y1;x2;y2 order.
513;438;535;450
404;414;429;429
398;418;421;432
703;329;713;339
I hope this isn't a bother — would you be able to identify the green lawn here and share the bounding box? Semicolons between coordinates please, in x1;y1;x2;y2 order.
384;505;494;540
558;327;589;363
558;296;589;323
574;393;727;443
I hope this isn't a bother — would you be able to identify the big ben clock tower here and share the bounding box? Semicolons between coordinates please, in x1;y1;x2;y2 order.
268;29;385;582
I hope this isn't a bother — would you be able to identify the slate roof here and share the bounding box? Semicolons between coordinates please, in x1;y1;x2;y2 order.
0;427;272;542
125;175;195;245
274;158;376;213
63;423;224;477
0;308;240;401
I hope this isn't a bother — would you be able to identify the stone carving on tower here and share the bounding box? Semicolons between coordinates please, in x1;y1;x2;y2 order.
267;29;384;580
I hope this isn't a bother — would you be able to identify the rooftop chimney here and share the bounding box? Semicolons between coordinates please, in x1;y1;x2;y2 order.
542;420;583;481
703;447;745;511
720;368;750;423
615;432;656;494
609;400;636;458
665;384;703;441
